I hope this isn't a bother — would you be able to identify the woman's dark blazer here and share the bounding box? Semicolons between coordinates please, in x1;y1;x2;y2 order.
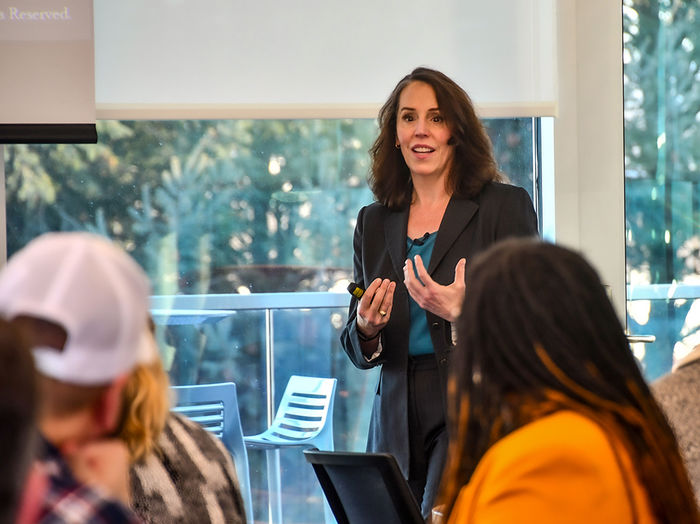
340;181;538;477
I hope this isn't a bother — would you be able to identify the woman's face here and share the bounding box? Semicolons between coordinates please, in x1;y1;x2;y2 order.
395;80;454;182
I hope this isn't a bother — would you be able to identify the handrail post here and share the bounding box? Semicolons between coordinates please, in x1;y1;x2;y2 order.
265;308;275;426
264;307;283;523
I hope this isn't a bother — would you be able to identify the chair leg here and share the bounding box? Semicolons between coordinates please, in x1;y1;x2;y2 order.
265;449;283;524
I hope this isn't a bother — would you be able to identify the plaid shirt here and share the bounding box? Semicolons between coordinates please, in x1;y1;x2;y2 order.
36;436;141;524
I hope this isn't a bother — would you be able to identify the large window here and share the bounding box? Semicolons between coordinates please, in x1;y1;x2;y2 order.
5;118;535;281
4;117;536;523
624;1;700;380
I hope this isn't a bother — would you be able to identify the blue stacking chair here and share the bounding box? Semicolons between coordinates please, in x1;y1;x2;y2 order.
172;382;254;524
244;375;337;524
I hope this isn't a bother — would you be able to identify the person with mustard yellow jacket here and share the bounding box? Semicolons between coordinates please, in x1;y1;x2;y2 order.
437;239;699;524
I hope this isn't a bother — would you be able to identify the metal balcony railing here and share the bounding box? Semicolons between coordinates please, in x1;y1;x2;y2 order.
150;292;351;426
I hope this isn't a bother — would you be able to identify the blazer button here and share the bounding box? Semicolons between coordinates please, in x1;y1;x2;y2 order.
431;322;440;329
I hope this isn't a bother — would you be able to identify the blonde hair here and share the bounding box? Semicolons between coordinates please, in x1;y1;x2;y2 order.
118;359;171;462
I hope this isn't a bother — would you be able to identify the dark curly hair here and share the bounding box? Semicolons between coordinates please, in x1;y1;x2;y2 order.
438;238;699;523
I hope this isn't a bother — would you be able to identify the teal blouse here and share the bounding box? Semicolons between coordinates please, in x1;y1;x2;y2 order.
406;232;436;356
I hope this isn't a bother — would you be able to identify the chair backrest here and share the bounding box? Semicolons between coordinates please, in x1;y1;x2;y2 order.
171;382;254;524
303;449;424;524
269;375;337;448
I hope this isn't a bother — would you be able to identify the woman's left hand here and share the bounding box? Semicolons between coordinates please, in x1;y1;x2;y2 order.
403;255;466;322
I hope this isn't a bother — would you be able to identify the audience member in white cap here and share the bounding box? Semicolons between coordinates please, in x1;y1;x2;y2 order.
0;232;155;523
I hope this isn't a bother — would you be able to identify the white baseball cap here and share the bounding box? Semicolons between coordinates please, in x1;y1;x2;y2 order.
0;232;157;385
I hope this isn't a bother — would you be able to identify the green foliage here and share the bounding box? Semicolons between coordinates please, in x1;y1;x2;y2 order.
485;118;534;196
624;0;700;283
5;119;377;294
624;0;700;378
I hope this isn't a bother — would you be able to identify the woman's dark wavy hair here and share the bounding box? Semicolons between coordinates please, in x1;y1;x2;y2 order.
437;238;699;523
369;67;503;210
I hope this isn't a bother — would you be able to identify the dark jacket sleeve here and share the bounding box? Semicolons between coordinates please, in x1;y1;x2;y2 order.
340;205;384;370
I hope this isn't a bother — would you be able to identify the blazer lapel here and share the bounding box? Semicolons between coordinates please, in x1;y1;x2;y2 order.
385;207;409;280
428;197;478;274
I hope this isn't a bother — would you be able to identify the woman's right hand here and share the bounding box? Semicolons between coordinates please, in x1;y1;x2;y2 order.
356;278;396;339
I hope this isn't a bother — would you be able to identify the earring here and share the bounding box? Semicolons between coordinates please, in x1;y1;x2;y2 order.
395;143;400;149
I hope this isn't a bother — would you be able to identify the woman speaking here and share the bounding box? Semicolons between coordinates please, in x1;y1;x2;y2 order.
340;66;538;518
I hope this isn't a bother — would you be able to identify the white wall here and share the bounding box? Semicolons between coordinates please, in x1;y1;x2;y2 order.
552;0;626;322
